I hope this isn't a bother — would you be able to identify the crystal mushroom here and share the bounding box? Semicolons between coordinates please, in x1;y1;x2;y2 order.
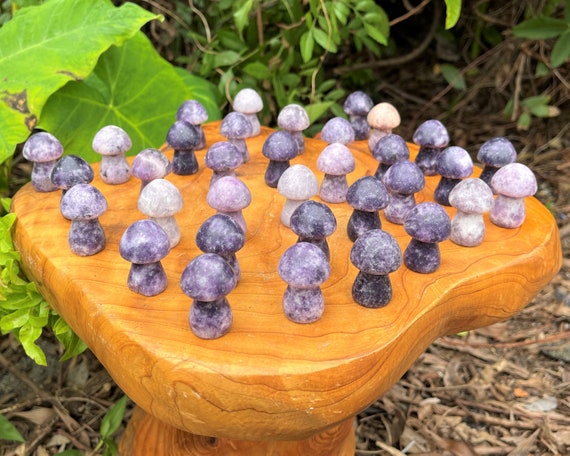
383;160;425;225
316;143;356;204
207;175;252;234
412;119;450;176
130;148;171;194
232;88;263;137
51;155;95;197
92;125;132;185
220;112;253;163
320;117;355;145
277;164;319;227
261;130;298;188
166;120;201;176
343;91;374;140
277;104;310;154
434;146;474;206
204;141;243;187
289;200;337;261
22;131;64;192
366;102;401;152
371;133;410;181
477;137;517;189
176;99;209;150
346;176;389;242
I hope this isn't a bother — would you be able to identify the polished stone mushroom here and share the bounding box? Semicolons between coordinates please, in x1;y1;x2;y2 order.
434;146;473;206
261;130;298;188
412;119;450;176
166;120;201;175
232;88;263;137
343;91;374;140
130;148;171;194
316;143;356;203
204;141;243;187
51;155;95;202
207;175;252;234
346;176;389;242
176;99;209;150
277;164;319;227
371;133;410;181
320;117;355;145
22;131;64;192
477;137;517;189
289;200;337;261
220;112;253;163
367;102;400;152
277;104;310;154
92;125;132;185
383;160;425;225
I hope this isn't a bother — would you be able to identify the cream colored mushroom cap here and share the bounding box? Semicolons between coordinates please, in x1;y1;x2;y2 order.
367;102;401;130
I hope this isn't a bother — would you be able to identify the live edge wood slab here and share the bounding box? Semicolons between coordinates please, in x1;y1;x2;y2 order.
11;121;562;455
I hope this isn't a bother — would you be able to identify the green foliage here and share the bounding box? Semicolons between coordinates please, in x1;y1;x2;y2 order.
444;0;462;29
93;395;128;456
504;95;561;131
0;414;24;442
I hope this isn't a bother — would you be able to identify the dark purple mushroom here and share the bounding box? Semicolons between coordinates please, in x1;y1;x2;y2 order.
366;102;401;152
346;176;389;242
289;200;337;261
343;91;374;140
316;143;356;203
383;160;425;225
176;100;209;150
206;176;251;234
180;253;237;339
261;130;298;188
350;229;402;308
22;131;64;192
371;133;410;181
51;154;95;199
490;163;537;229
477;137;517;189
277;104;310;154
119;219;170;296
278;242;330;324
195;214;245;281
412;119;450;176
403;202;451;274
320;117;355;145
204;141;243;186
166;120;200;175
434;146;473;206
130;148;171;194
232;88;263;137
220;112;253;163
277;164;318;227
92;125;132;184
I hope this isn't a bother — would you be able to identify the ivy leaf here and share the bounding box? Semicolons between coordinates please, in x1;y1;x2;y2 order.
444;0;462;29
0;414;24;443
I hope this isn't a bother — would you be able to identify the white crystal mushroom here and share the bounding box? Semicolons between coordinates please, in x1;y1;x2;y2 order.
366;102;400;152
92;125;132;184
232;88;263;137
277;164;318;227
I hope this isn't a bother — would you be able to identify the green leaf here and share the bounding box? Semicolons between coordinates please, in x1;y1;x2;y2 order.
439;63;466;90
0;0;160;165
213;50;243;68
99;395;128;439
444;0;462;29
19;324;46;365
242;61;273;80
304;101;335;123
551;29;570;67
233;0;254;35
0;414;24;442
312;27;337;52
517;111;532;130
300;30;315;63
513;16;568;39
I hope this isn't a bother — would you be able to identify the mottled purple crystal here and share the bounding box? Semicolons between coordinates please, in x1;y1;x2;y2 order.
176;100;208;149
220;112;253;162
434;146;473;206
92;125;132;185
22;131;64;192
261;130;298;188
383;160;425;224
320;117;355;145
189;298;233;339
346;176;389;241
166;120;200;175
317;143;355;203
290;200;337;260
277;104;310;154
343;91;374;140
412;119;450;176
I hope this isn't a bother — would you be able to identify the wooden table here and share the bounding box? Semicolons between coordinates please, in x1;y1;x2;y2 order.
11;121;562;455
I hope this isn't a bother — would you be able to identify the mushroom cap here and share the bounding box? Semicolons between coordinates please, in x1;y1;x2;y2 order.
92;125;132;156
277;164;318;200
350;229;401;275
180;253;237;301
261;130;298;161
195;214;245;255
220;112;253;140
367;102;401;131
343;91;374;116
372;133;410;164
138;178;183;217
233;88;263;114
316;143;356;176
477;137;517;167
23;131;64;162
404;202;451;243
51;155;95;190
278;242;330;288
383;160;425;195
436;146;473;179
119;219;170;264
131;148;171;181
346;176;389;211
448;178;494;213
207;176;252;212
205;141;243;172
289;200;337;239
166;120;201;151
491;162;537;198
176;99;208;125
412;119;450;148
277;104;310;132
60;183;107;220
320;117;355;145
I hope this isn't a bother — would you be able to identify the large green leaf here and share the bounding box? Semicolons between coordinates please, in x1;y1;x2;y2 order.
39;32;222;163
0;0;160;163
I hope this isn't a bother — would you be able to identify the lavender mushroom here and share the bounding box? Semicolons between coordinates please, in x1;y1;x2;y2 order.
181;253;237;339
434;146;474;206
346;176;389;242
232;88;263;137
204;141;243;186
277;104;310;154
366;102;401;152
316;143;356;203
119;219;170;296
371;133;410;181
343;91;374;140
412;119;450;176
176;100;209;150
490;162;537;229
261;130;298;188
278;242;330;324
320;117;355;145
166;120;200;175
383;160;425;225
403;202;451;274
130;148;171;194
91;125;132;184
477;137;517;188
51;155;95;197
448;178;494;247
289;200;337;261
277;164;318;227
220;112;253;163
22;131;64;192
350;229;401;308
206;176;252;234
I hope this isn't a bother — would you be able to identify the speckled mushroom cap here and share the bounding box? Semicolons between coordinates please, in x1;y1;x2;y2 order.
277;164;318;200
383;160;425;194
233;88;263;114
138;178;183;218
436;146;473;179
367;102;401;131
220;112;253;140
316;143;356;176
166;120;201;151
262;130;298;161
404;202;451;243
120;219;170;264
343;91;374;116
176;99;208;126
290;200;337;239
60;183;107;221
477;137;517;167
412;119;450;148
92;125;132;156
448;178;494;213
195;214;245;255
372;133;410;165
131;148;171;181
205;141;243;172
23;132;64;162
350;229;401;275
207;176;252;212
320;117;355;145
277;104;310;132
51;155;95;190
346;176;389;211
278;242;330;288
180;253;237;301
491;162;537;198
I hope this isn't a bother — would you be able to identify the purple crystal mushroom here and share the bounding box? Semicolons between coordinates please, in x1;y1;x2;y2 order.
22;131;64;192
92;125;132;185
261;130;298;188
232;88;263;137
350;229;402;308
343;91;374;140
176;99;209;150
119;219;170;296
277;164;319;227
371;133;410;181
277;104;310;154
403;202;451;274
366;102;401;152
448;178;494;247
412;119;450;176
166;120;200;175
60;183;107;256
220;112;253;163
204;141;243;186
490;162;537;229
346;176;389;242
477;137;517;189
434;146;474;206
316;143;356;203
130;148;171;194
206;175;252;234
383;160;425;225
289;200;337;261
51;154;95;199
278;242;330;324
181;253;237;339
195;214;245;281
320;117;355;145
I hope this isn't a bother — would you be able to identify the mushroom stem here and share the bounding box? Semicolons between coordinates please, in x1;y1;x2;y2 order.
281;199;304;227
490;194;526;229
172;150;199;175
282;286;324;324
415;146;440;176
404;239;441;274
222;253;240;282
229;139;249;163
265;160;290;188
68;220;105;256
189;298;233;339
245;114;261;137
218;210;247;234
349;115;369;140
374;163;391;181
320;174;349;203
347;209;381;242
195;126;206;150
290;131;305;154
368;128;389;152
479;166;497;188
352;271;392;308
32;161;59;192
434;177;461;206
450;212;486;247
150;216;181;249
127;262;168;296
384;193;416;225
100;154;130;185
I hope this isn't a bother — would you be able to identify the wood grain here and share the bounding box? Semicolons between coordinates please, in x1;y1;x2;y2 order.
11;121;561;445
